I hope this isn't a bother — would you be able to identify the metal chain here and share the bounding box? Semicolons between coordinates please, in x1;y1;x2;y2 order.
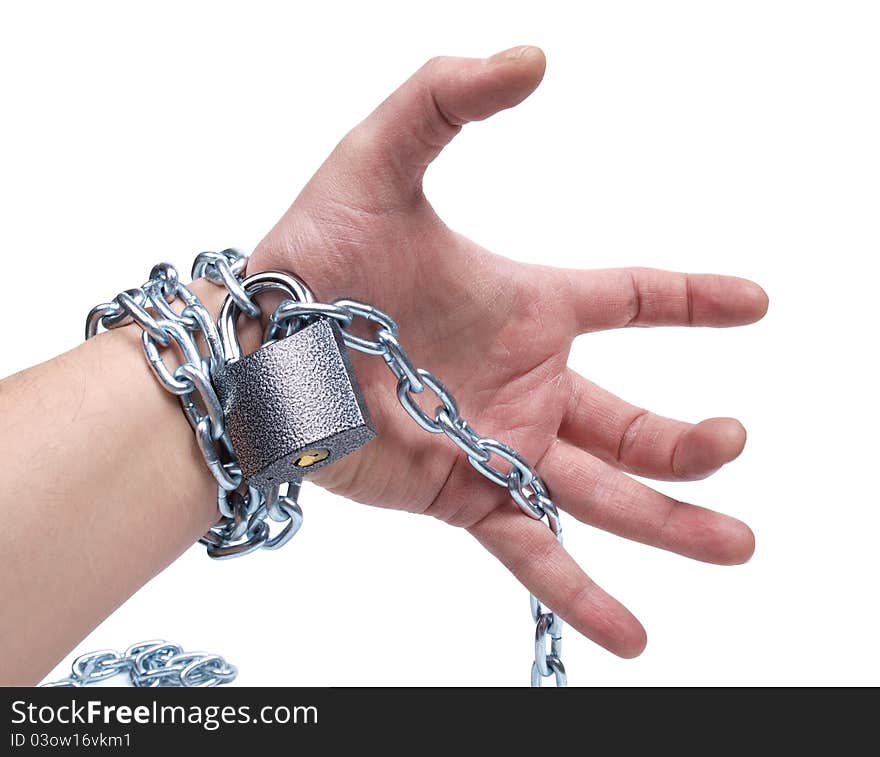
87;250;568;686
271;299;568;687
86;249;304;560
42;640;237;688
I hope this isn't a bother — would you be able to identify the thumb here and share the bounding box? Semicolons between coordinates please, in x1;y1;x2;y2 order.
328;46;547;206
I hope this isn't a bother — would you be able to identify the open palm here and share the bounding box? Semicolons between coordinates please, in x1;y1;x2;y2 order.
250;46;768;657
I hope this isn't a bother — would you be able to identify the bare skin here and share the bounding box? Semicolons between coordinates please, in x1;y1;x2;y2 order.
251;46;768;656
0;46;767;684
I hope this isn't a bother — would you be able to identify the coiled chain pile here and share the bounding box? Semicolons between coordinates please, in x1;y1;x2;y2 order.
42;640;237;688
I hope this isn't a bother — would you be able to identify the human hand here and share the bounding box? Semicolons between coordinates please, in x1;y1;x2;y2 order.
250;46;768;657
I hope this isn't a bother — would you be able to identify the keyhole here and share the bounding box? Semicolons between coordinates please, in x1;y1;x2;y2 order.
294;448;330;468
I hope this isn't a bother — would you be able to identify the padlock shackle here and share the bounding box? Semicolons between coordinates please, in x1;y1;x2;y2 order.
218;270;314;362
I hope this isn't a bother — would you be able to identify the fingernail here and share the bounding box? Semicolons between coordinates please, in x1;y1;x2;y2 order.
489;45;540;63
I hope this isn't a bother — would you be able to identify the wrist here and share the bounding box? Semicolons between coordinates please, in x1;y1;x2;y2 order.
83;273;267;537
86;253;369;560
83;322;220;538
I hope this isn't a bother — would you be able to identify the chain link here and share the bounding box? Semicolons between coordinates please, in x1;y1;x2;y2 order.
278;298;568;687
41;640;237;688
85;249;303;559
88;251;569;686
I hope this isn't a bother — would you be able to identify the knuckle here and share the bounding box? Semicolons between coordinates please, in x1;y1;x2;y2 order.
421;55;451;75
617;409;650;462
338;121;377;158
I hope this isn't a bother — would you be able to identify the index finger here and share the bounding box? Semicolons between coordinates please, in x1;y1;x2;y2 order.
557;266;769;333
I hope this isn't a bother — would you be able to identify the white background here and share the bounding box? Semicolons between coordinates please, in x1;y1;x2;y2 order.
1;1;877;686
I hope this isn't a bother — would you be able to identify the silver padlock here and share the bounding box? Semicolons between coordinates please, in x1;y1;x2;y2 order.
212;271;375;493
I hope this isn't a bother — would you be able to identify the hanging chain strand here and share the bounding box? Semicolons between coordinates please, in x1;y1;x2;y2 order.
86;250;567;687
272;299;568;687
42;641;237;688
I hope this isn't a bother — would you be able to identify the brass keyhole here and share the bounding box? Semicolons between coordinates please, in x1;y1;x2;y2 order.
294;448;330;468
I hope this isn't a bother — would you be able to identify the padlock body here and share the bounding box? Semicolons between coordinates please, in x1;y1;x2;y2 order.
213;319;375;491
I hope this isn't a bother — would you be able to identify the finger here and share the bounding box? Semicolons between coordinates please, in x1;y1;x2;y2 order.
541;439;755;565
562;371;747;481
469;506;647;658
559;267;769;333
335;46;546;204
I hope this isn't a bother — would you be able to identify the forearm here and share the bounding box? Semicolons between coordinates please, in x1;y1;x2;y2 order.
0;284;229;685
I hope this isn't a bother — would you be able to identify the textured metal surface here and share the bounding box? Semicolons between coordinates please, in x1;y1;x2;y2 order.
214;318;375;492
